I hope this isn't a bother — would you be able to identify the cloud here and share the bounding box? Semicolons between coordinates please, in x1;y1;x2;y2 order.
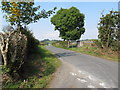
34;31;62;40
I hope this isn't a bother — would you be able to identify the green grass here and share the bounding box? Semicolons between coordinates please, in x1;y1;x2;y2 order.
3;46;61;88
69;47;119;61
54;45;119;62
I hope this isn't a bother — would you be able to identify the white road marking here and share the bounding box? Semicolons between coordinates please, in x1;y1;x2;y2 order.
87;75;96;81
99;82;105;86
77;78;87;83
80;79;87;83
77;78;81;81
78;70;85;74
87;84;95;88
88;75;92;80
78;70;82;73
70;71;107;88
99;82;109;88
70;72;76;76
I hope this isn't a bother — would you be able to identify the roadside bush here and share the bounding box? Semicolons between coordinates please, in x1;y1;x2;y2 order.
111;40;120;51
53;41;68;48
21;27;40;56
1;26;40;84
0;31;27;82
18;27;40;79
94;40;103;48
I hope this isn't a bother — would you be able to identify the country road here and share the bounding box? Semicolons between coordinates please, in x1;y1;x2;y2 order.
46;45;119;88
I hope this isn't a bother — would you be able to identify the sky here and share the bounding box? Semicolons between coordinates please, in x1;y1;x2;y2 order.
0;1;119;41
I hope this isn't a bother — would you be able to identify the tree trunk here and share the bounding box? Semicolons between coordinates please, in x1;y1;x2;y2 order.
76;41;80;47
0;50;2;65
2;53;7;66
0;32;12;66
68;40;70;48
0;31;27;68
107;29;110;48
18;24;21;33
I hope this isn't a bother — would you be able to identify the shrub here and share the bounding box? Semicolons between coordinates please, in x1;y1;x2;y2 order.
53;41;68;48
111;40;120;51
1;26;40;83
0;31;27;81
94;40;103;48
21;27;40;56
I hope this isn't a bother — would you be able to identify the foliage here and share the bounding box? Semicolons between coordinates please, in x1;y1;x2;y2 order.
2;25;14;32
1;25;40;83
98;10;120;50
41;39;50;45
93;39;103;48
41;39;58;45
52;41;68;48
1;0;57;86
3;46;61;88
20;27;39;55
53;42;119;61
1;1;56;31
51;7;85;41
0;31;27;81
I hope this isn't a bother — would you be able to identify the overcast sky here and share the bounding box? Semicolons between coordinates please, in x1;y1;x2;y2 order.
0;1;119;40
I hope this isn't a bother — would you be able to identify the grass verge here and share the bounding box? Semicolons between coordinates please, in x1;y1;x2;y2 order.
54;45;119;62
3;45;61;88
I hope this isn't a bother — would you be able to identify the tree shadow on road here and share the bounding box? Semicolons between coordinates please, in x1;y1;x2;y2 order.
55;52;78;57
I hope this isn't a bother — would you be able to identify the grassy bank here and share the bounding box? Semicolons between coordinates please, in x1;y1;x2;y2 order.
3;46;61;88
53;43;119;62
68;46;119;61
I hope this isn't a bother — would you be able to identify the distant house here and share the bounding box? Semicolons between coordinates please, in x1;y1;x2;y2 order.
69;40;95;47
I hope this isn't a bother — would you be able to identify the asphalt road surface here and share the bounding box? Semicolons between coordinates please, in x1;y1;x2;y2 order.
46;45;119;88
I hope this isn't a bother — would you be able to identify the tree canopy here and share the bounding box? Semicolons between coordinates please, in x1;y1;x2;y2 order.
98;10;120;50
1;1;56;31
51;7;85;41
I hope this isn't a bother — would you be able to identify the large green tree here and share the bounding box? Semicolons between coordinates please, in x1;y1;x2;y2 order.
98;11;120;50
51;7;85;44
1;1;56;32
